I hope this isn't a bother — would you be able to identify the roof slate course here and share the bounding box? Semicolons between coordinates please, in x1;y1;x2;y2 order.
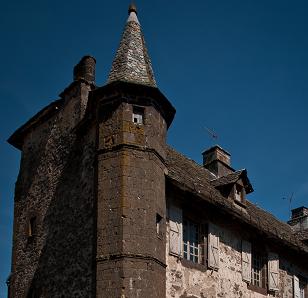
165;146;308;255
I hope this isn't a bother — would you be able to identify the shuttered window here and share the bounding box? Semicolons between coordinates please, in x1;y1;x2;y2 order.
268;252;279;291
182;219;207;265
183;219;199;263
251;247;267;289
208;223;219;270
242;240;252;283
169;205;182;256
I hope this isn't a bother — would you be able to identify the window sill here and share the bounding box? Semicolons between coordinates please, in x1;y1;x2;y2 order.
180;258;207;272
247;284;267;295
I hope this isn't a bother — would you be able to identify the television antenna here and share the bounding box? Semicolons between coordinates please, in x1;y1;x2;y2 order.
282;192;294;219
204;126;218;141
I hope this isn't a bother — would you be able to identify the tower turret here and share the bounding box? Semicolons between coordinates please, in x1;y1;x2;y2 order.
95;4;175;297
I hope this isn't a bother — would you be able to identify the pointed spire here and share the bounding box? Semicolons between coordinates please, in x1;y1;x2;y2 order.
107;4;157;87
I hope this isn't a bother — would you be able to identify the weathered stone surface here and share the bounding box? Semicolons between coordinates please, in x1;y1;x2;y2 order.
9;81;96;297
96;89;168;297
166;188;308;298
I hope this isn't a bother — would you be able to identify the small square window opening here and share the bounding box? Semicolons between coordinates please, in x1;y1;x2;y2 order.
132;106;144;124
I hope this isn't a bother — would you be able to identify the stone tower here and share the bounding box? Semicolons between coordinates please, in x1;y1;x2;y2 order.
94;5;175;297
8;4;175;298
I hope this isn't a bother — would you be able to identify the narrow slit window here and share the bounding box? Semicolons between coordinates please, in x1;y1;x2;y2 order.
132;106;144;124
28;216;37;237
156;213;163;237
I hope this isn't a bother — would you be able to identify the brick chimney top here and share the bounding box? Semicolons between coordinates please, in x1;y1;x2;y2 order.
288;206;308;232
73;56;96;84
202;145;234;177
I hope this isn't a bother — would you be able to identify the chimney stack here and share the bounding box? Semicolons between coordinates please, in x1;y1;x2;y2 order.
202;145;234;177
288;206;308;232
73;56;96;84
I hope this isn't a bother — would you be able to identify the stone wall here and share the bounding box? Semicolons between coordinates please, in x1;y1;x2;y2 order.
96;99;167;297
10;82;96;297
166;192;308;298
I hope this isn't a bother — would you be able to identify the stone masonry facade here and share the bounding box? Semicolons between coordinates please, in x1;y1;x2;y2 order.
166;191;308;298
9;60;97;297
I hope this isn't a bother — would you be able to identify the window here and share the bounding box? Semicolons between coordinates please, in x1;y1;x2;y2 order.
245;244;279;294
168;204;208;266
183;219;207;264
235;184;244;202
251;248;267;289
183;219;199;263
28;216;37;237
132;106;144;124
156;213;163;237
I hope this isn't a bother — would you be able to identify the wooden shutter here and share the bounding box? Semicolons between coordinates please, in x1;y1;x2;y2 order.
241;240;252;283
169;205;182;256
294;276;300;298
268;252;279;291
208;223;219;270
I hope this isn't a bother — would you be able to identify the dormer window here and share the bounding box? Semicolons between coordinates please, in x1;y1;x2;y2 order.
132;106;144;124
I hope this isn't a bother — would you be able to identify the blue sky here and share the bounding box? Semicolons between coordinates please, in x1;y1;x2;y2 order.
1;0;308;295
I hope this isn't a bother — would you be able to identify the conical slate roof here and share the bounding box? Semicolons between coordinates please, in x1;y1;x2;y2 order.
107;5;157;87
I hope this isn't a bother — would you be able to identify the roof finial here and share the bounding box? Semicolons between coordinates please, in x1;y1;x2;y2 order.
128;3;137;15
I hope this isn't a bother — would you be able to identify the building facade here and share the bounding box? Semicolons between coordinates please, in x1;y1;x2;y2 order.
7;4;308;298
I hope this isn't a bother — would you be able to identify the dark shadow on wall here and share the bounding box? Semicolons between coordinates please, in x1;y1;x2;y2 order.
27;133;96;298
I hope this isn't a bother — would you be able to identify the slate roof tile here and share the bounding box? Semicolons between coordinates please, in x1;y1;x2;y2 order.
107;9;157;87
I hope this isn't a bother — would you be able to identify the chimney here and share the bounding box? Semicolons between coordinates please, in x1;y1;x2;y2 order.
202;145;234;177
73;55;96;85
288;206;308;232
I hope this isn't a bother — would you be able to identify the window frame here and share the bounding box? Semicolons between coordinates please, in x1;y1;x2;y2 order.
248;244;268;295
132;106;144;125
182;217;207;266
